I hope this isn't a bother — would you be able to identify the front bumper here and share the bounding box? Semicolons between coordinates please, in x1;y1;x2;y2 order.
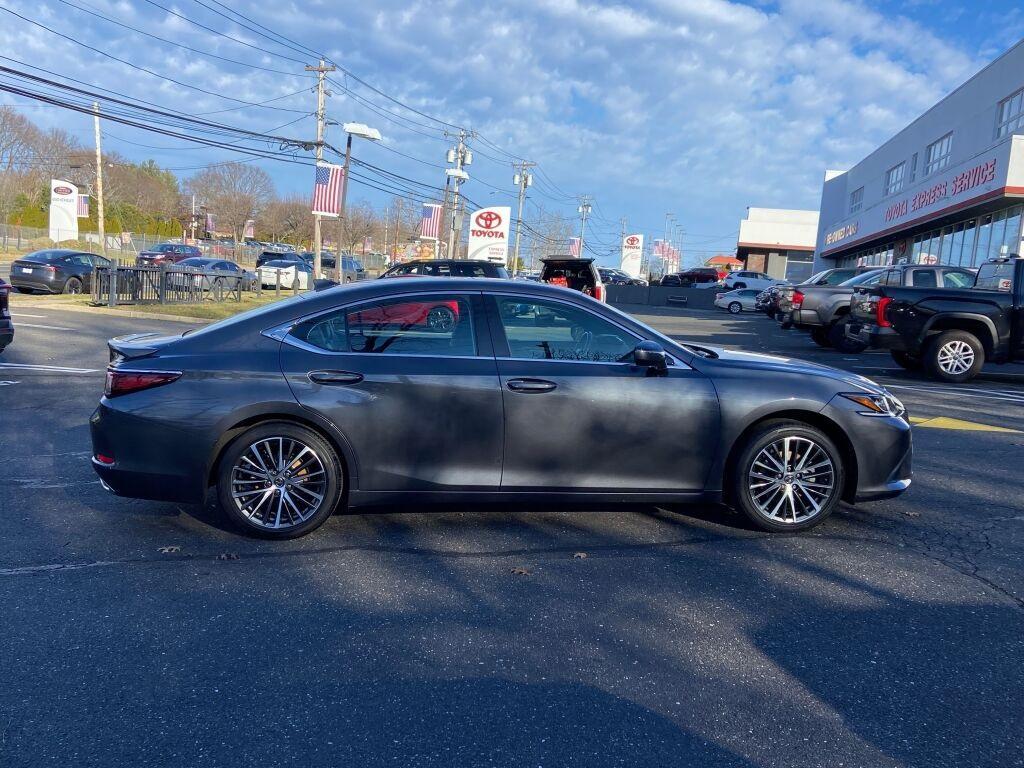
847;322;906;351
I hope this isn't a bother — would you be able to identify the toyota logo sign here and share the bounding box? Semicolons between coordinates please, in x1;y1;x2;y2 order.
54;186;74;196
475;211;502;230
625;236;639;246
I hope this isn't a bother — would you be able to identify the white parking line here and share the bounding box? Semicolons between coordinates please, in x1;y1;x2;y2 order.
885;383;1024;404
16;323;74;331
11;313;46;318
0;363;99;374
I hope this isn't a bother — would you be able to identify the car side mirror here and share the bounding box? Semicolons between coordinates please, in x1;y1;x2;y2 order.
633;341;668;375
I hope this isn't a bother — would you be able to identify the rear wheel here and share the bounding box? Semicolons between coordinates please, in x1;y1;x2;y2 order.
827;320;866;353
731;421;845;532
890;350;922;370
63;276;83;295
217;422;343;539
728;301;742;314
925;330;984;383
810;327;832;348
426;305;456;332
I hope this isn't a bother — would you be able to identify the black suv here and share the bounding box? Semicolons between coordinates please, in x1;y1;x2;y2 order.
660;268;719;287
540;257;605;301
381;259;510;279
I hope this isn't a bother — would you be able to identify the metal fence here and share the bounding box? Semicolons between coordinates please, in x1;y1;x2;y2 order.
92;264;254;306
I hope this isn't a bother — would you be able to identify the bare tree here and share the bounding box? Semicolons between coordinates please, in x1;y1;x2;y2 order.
340;201;377;252
0;107;39;243
185;162;274;242
261;196;313;247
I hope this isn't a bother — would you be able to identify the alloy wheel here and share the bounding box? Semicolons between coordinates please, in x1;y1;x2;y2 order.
229;437;328;530
748;436;835;524
427;306;456;332
936;340;974;375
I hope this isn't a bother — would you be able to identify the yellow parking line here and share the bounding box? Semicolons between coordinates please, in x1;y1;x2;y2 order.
909;415;1021;433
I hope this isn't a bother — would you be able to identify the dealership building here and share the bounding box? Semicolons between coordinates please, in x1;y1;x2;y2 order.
736;207;819;282
814;39;1024;271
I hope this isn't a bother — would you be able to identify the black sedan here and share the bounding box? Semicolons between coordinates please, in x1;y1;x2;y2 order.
10;249;112;294
91;278;912;538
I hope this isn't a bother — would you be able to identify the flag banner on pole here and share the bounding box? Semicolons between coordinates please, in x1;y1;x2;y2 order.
420;203;443;239
569;237;581;257
76;194;89;218
312;163;345;217
362;236;373;253
243;219;255;239
205;212;216;233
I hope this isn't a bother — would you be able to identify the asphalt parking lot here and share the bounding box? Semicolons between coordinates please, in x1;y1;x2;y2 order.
2;299;1023;767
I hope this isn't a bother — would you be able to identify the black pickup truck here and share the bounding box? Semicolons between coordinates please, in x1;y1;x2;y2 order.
848;256;1024;382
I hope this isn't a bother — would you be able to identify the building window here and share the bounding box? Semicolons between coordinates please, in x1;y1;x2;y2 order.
849;186;864;214
909;153;918;183
996;87;1024;138
925;132;953;175
885;162;905;196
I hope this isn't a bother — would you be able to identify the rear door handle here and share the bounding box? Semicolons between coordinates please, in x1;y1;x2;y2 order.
506;378;557;393
308;370;364;385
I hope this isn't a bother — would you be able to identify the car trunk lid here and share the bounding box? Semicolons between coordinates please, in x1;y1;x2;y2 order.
107;332;182;364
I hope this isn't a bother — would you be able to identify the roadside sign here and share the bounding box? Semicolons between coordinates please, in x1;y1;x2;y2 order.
467;206;511;264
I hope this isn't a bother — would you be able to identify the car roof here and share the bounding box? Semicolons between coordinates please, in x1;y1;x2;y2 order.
541;257;595;265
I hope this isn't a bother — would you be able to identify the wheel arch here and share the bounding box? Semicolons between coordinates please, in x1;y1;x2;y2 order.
722;410;858;504
921;314;997;355
206;409;358;492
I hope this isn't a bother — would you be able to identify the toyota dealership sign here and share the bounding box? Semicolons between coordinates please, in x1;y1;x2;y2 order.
49;178;79;243
620;233;644;278
468;206;511;264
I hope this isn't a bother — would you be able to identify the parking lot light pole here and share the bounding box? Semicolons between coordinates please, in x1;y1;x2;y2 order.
336;122;381;282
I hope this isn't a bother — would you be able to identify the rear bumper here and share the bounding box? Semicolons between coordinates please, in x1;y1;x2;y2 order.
847;322;906;351
789;309;822;327
10;274;59;293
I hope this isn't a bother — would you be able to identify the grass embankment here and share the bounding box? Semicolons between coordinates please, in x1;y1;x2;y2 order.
10;292;295;321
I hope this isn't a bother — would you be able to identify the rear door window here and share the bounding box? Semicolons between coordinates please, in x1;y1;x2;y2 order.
910;270;937;288
292;295;476;357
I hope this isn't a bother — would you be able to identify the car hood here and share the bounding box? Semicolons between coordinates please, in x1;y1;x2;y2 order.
693;345;885;393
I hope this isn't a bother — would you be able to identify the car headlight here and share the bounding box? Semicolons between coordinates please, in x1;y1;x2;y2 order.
840;391;906;418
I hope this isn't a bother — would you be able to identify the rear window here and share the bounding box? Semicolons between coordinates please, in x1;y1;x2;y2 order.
910;270;937;288
541;262;595;286
974;261;1015;291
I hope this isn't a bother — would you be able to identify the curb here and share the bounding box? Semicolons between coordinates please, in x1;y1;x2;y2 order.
11;300;213;324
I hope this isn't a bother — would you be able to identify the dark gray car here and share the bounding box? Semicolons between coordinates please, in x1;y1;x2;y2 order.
91;278;912;538
10;249;112;294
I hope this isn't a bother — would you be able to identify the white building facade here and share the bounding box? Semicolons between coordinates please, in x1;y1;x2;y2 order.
814;39;1024;271
737;207;819;282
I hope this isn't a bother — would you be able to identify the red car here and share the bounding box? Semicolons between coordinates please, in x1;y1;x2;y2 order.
136;243;202;266
349;299;460;334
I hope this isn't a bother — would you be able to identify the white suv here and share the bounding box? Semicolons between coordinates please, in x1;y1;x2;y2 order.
722;270;789;291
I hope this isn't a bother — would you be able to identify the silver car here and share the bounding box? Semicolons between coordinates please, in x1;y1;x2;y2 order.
714;288;759;314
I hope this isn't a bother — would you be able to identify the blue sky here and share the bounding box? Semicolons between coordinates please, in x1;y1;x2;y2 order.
1;0;1023;264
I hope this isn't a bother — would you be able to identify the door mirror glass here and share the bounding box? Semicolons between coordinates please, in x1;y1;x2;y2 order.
633;341;667;373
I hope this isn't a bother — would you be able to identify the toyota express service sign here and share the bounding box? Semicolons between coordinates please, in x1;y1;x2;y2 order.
468;206;511;264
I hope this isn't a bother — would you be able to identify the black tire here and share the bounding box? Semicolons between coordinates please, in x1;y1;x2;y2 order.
766;308;776;320
810;327;832;348
63;276;83;295
16;287;36;294
730;420;845;533
890;350;922;370
827;320;867;353
728;301;742;314
216;422;343;539
924;330;984;383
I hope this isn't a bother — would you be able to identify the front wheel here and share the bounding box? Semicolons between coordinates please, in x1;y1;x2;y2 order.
731;421;845;532
217;423;343;539
925;331;984;383
728;301;742;314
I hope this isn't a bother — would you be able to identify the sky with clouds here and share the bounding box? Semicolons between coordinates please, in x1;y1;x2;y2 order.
1;0;1023;263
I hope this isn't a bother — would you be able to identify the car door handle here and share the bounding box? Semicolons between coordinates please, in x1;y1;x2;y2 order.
506;378;557;393
308;370;364;385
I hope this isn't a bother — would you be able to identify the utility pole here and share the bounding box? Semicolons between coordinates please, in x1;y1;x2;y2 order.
92;102;106;255
445;130;472;259
512;161;534;277
394;199;402;260
663;212;675;273
305;59;335;279
383;205;389;262
577;195;592;258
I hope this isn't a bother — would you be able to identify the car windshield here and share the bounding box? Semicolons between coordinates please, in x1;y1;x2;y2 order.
153;244;177;253
839;269;884;286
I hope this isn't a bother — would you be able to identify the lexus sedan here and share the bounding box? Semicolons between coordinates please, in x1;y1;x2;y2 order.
91;278;912;539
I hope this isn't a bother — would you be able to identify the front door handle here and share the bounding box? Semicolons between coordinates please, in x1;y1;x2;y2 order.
506;378;557;393
308;370;364;385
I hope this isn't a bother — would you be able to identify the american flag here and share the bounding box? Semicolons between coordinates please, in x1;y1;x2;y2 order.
569;237;581;257
311;163;345;217
76;194;89;218
420;203;443;239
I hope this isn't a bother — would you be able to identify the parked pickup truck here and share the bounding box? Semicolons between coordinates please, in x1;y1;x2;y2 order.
785;264;975;353
848;256;1023;382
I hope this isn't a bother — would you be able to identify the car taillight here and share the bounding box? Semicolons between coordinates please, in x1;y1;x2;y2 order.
792;290;804;309
594;283;606;302
716;293;725;300
876;296;893;328
94;454;115;466
105;368;182;397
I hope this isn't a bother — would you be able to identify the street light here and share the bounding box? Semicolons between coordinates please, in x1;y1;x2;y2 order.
335;122;382;282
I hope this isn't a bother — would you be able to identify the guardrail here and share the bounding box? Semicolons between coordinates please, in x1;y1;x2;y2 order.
91;264;252;307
